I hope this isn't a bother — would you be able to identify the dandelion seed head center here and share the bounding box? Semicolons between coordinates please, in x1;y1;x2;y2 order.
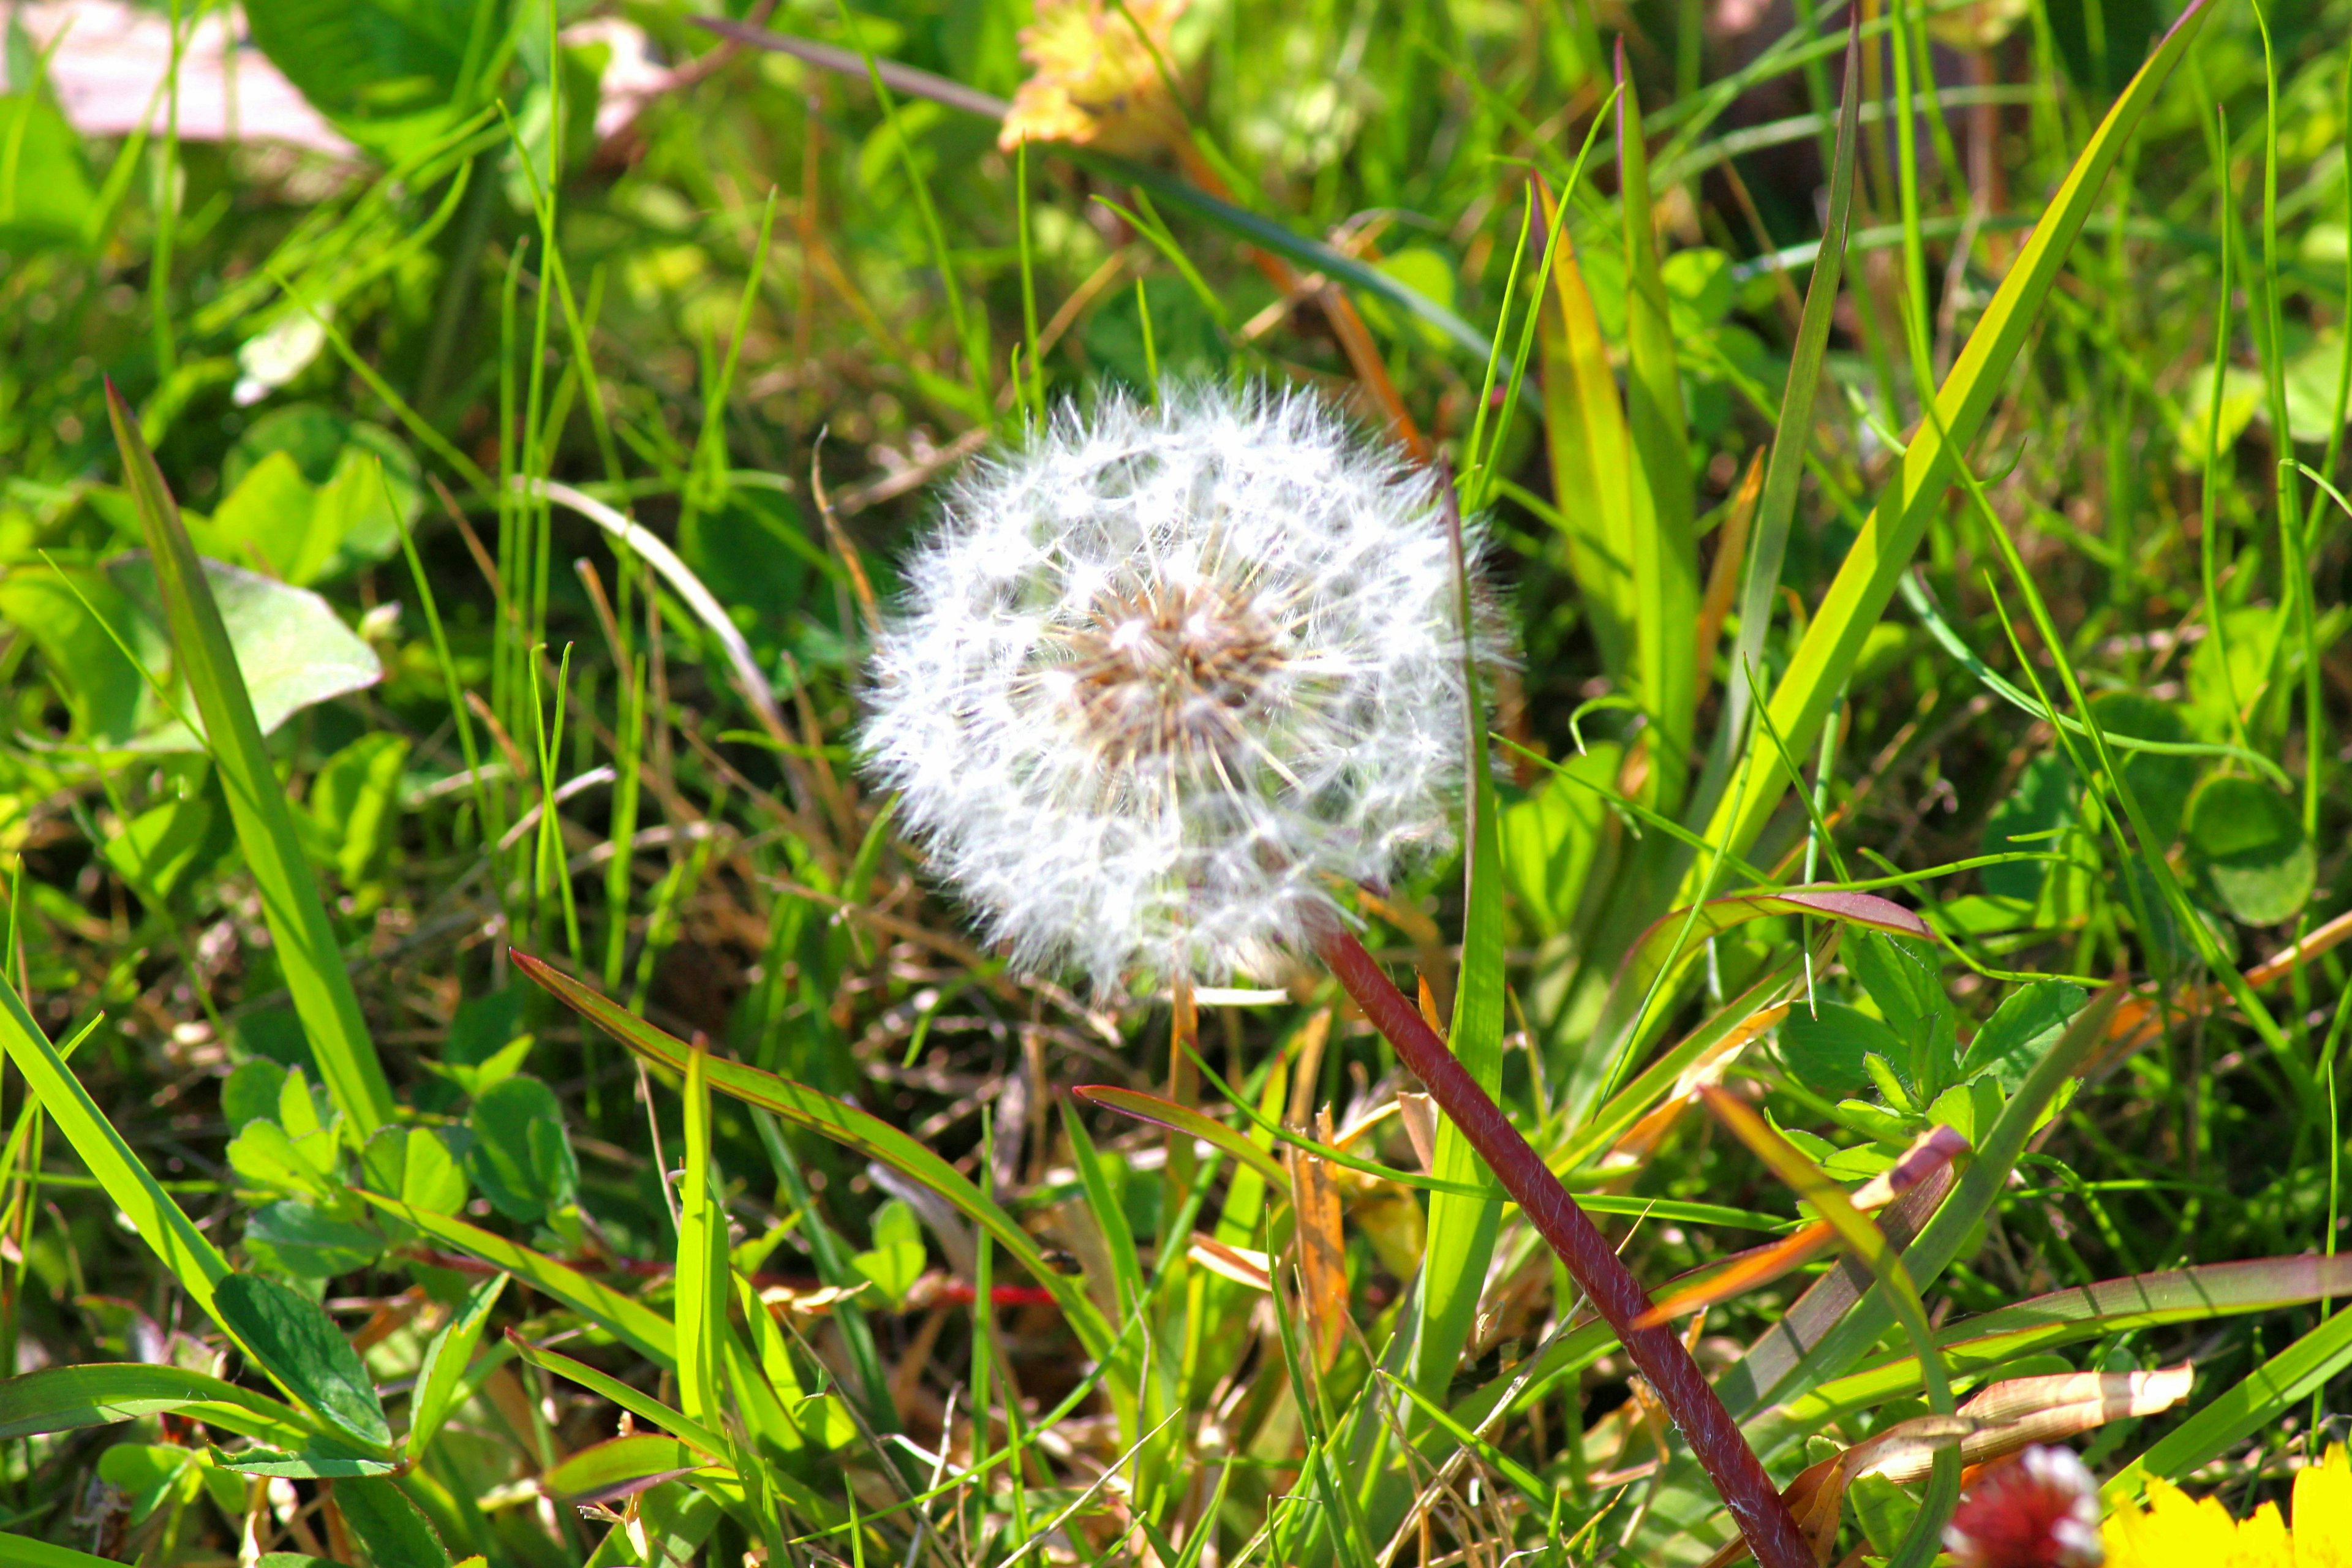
1046;578;1284;763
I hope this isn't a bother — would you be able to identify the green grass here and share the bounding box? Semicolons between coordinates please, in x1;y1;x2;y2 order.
0;0;2348;1561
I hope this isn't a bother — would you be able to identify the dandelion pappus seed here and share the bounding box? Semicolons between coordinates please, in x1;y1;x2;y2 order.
861;383;1504;995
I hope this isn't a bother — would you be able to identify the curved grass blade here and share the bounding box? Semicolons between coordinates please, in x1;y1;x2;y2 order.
1716;17;1863;766
2101;1302;2352;1505
507;1330;729;1459
103;383;394;1136
351;1190;676;1367
1074;1085;1290;1188
0;979;234;1338
511;948;1114;1357
407;1272;505;1461
0;1362;312;1449
1684;0;2222;890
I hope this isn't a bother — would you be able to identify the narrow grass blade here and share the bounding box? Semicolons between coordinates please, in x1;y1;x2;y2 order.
675;1039;726;1427
2101;1302;2352;1504
351;1190;676;1366
1615;53;1699;807
1740;989;2121;1432
507;1330;729;1459
1074;1085;1290;1188
513;949;1115;1357
1409;486;1511;1404
1537;196;1640;686
0;1363;310;1449
0;978;232;1334
1686;0;2220;888
1717;18;1864;763
104;383;395;1136
407;1272;505;1461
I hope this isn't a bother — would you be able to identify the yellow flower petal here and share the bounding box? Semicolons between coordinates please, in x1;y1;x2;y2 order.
2295;1446;2352;1568
999;0;1187;154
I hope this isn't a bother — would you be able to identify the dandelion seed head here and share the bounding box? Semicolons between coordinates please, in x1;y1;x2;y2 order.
861;383;1494;993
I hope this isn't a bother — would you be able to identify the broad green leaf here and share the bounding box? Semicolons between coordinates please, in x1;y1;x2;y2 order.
227;1117;338;1200
105;554;384;753
1687;0;2220;889
511;949;1112;1359
96;1442;194;1525
100;775;235;906
215;1274;392;1452
106;386;395;1136
406;1273;504;1460
2186;774;2313;926
309;733;409;888
1979;752;2078;905
848;1198;929;1312
0;560;170;746
464;1074;577;1224
351;1191;676;1366
1846;932;1959;1098
2088;694;2198;846
0;94;96;248
362;1126;469;1218
335;1478;448;1568
1959;981;2086;1091
1780;1003;1902;1098
244;1200;385;1279
244;0;513;162
1499;743;1621;938
0;1362;312;1449
0;971;235;1330
192;409;421;586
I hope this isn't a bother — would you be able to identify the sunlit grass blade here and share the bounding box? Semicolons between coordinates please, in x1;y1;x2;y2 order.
103;382;396;1137
1615;50;1699;810
1409;487;1510;1405
0;1363;312;1450
350;1190;676;1366
2101;1302;2352;1504
0;979;232;1335
1684;0;2220;893
1714;18;1863;767
512;948;1115;1357
1537;192;1640;687
407;1272;505;1461
1074;1085;1290;1187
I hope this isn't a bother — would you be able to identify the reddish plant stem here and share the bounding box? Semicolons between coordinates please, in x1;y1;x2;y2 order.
1315;925;1814;1568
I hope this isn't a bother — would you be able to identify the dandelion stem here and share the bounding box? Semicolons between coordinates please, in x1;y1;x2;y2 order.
1314;924;1813;1568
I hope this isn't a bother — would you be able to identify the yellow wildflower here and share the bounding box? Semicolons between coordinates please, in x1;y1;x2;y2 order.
997;0;1186;155
2103;1448;2352;1568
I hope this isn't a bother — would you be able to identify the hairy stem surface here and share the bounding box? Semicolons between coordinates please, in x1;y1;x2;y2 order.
1314;924;1812;1568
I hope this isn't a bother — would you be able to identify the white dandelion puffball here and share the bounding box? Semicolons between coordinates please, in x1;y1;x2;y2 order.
861;385;1490;992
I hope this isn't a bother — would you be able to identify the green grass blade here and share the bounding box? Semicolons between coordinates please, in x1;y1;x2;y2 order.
674;1038;727;1428
513;949;1115;1357
103;383;396;1137
2101;1302;2352;1504
507;1330;730;1458
1615;54;1699;809
1717;20;1864;764
351;1190;676;1366
0;1362;310;1449
407;1272;505;1461
0;977;232;1334
1409;493;1510;1404
1683;0;2219;891
1536;208;1640;686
